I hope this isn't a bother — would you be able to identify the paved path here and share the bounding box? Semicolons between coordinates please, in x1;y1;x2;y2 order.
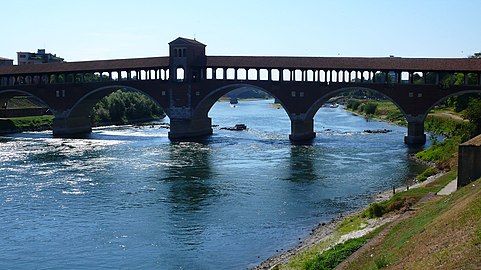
437;178;458;195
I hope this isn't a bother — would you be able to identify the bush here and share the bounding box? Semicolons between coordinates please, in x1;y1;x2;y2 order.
417;167;438;182
367;202;386;218
347;99;362;110
424;115;474;140
415;136;461;164
303;237;368;270
363;102;378;115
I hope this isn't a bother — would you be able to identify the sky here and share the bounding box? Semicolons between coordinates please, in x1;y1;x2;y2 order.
1;0;480;63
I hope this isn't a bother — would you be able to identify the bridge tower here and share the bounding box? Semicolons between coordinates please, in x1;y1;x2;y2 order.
169;37;207;82
167;37;212;139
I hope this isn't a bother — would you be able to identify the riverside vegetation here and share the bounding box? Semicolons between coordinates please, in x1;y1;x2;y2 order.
277;89;481;270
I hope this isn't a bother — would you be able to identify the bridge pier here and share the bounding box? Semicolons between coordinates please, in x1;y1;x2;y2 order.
53;115;92;137
289;118;316;141
404;116;426;145
168;117;213;140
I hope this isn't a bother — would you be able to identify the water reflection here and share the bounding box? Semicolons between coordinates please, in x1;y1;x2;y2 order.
164;142;214;211
285;145;319;182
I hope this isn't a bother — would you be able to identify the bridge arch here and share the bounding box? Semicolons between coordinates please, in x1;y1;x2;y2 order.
423;89;481;120
302;86;428;144
66;85;166;119
305;86;409;122
166;83;294;140
53;85;167;137
193;83;291;118
0;89;53;115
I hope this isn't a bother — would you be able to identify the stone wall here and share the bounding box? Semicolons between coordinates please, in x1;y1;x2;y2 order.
458;135;481;187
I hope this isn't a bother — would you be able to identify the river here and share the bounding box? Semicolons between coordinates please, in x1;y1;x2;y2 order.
0;99;427;269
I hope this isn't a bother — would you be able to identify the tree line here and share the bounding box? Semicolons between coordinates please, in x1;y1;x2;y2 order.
91;90;165;125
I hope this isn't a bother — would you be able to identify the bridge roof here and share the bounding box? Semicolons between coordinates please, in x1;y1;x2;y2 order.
205;56;481;72
1;55;481;76
0;56;169;75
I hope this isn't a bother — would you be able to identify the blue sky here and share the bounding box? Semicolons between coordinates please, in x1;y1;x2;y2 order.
1;0;480;63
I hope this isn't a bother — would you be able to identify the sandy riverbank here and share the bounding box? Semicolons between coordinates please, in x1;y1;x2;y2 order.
253;172;444;269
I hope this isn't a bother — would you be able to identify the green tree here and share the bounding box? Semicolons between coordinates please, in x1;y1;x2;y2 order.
463;98;481;135
109;94;126;122
90;89;164;125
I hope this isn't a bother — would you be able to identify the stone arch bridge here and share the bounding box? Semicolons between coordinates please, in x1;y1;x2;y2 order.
1;37;481;145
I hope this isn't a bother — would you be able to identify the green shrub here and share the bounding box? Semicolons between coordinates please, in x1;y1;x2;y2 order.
367;202;386;218
415;136;461;163
347;99;361;110
417;167;438;182
363;102;378;115
424;115;474;140
303;237;368;270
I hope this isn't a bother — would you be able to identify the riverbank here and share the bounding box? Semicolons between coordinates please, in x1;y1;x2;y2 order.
0;115;164;135
0;115;54;134
254;170;456;269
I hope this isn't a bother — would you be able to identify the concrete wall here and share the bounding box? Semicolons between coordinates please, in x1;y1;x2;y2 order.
458;135;481;187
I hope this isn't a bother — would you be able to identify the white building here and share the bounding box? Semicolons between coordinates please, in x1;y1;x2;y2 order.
17;49;64;65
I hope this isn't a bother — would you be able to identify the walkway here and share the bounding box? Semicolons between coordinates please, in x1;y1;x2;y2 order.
437;178;458;195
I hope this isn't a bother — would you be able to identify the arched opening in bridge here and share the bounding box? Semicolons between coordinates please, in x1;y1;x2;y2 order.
0;90;53;130
308;87;409;142
90;89;166;127
61;86;167;137
198;85;290;139
425;89;481;145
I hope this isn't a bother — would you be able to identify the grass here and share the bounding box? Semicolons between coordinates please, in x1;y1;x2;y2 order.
0;115;53;132
417;167;438;182
336;215;368;235
415;136;461;170
283;171;457;269
342;174;481;270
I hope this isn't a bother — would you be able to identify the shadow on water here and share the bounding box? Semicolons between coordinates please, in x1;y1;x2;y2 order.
163;141;215;212
284;145;320;182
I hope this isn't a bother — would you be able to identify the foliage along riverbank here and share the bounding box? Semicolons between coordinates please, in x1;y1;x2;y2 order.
0;90;165;134
0;115;54;134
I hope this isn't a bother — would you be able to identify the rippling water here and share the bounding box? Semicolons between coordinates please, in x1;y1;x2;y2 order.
0;100;426;269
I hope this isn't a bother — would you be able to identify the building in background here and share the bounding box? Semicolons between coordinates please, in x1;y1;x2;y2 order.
0;57;13;66
17;49;64;65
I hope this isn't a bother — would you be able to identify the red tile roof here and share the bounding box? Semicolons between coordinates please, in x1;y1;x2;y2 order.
1;55;480;76
205;56;481;72
0;57;169;75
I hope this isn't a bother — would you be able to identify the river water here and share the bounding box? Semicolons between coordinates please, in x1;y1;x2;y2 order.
0;100;427;269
